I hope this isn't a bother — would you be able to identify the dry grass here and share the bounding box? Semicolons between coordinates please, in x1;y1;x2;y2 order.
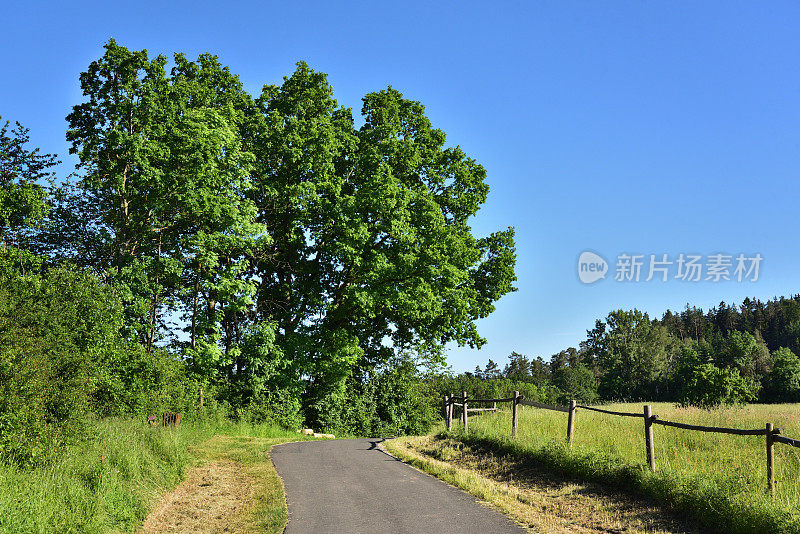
140;435;297;534
387;435;703;533
140;460;253;533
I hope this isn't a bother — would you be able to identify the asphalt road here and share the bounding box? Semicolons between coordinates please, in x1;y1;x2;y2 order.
271;438;526;533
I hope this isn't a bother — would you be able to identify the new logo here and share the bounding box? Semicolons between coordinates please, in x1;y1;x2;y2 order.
578;251;608;284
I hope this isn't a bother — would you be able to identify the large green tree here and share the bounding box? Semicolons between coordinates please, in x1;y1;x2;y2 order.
60;39;266;363
249;64;517;416
52;44;516;426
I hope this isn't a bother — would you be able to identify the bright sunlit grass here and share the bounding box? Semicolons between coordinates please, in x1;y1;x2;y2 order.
451;402;800;533
0;417;303;533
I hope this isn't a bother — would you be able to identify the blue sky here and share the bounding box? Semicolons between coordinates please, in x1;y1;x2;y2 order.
3;2;799;373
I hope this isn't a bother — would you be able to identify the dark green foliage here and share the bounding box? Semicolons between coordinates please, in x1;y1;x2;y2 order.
503;351;531;381
551;364;597;404
658;297;800;361
763;347;800;402
584;310;673;401
0;262;118;464
0;256;201;466
309;359;439;436
675;362;759;408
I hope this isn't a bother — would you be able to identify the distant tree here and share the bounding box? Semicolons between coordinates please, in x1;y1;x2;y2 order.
473;365;483;380
676;363;758;409
552;364;597;404
530;356;550;386
764;347;800;402
504;351;531;381
585;309;674;400
549;349;570;373
716;330;771;379
483;359;501;379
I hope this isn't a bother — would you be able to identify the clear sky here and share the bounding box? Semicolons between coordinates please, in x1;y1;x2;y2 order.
3;2;799;373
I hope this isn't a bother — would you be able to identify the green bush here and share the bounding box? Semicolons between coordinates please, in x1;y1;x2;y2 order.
0;264;115;465
551;364;598;404
676;362;759;408
307;360;440;436
763;347;800;402
240;388;304;430
0;259;203;466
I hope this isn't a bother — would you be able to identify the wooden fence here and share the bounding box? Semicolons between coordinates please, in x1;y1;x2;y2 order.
442;393;800;495
148;412;183;427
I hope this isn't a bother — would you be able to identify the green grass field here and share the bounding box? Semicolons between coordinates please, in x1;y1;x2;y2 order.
0;417;303;533
451;402;800;533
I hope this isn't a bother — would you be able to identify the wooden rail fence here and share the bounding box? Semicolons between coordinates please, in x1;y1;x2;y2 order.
442;394;800;495
148;412;182;427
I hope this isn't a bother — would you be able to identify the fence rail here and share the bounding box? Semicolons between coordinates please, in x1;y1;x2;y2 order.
650;416;772;436
442;394;800;496
576;404;641;418
773;434;800;448
519;399;571;413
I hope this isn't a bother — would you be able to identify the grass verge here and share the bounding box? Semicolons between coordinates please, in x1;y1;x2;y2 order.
426;403;800;534
386;434;703;533
0;417;308;533
143;433;301;533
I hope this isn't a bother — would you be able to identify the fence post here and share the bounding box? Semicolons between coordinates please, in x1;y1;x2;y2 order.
462;391;468;432
766;422;775;495
446;395;453;431
567;400;577;448
643;405;655;472
199;387;204;409
443;394;449;420
512;390;519;437
448;392;454;431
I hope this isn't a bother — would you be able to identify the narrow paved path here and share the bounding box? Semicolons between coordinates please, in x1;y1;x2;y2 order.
271;438;525;533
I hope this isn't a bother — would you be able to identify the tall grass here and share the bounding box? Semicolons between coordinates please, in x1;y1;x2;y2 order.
0;416;301;533
456;403;800;533
0;417;207;533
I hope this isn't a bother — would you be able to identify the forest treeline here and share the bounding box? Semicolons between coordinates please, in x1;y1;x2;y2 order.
463;297;800;409
0;39;517;465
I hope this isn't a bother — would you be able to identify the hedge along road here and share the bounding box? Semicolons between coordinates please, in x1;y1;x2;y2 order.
271;438;525;533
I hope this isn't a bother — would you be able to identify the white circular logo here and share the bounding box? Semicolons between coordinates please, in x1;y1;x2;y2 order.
578;251;608;284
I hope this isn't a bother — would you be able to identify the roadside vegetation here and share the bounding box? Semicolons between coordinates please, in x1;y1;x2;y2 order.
386;434;703;533
143;427;309;534
0;418;305;533
394;404;800;533
0;418;208;533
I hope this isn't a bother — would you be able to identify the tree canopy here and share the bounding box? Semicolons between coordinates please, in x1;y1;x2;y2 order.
34;39;518;428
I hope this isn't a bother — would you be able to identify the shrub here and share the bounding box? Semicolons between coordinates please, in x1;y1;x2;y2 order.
676;362;759;408
763;347;800;402
0;259;203;465
0;264;118;464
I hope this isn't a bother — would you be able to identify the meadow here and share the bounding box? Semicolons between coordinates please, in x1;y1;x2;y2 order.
445;403;800;533
0;417;305;533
